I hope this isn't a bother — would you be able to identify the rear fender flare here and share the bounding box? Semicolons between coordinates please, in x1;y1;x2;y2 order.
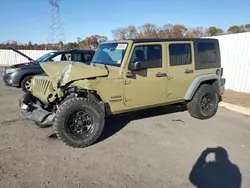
184;74;220;100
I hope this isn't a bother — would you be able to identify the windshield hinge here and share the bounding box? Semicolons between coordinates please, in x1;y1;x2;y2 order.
124;80;131;85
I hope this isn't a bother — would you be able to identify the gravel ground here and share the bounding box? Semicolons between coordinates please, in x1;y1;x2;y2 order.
0;78;250;188
223;90;250;108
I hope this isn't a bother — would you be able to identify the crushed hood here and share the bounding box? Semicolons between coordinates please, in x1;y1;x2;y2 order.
40;61;109;85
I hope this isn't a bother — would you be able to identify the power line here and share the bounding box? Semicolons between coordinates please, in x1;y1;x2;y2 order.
47;0;65;47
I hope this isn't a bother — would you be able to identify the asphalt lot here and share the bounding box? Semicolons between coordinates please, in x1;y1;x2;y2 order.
0;77;250;188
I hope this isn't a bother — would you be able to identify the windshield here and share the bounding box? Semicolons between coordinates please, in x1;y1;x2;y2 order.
91;43;127;67
35;52;55;63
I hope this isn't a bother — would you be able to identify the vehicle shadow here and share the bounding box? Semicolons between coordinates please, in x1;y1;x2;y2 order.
189;147;242;188
47;104;186;143
98;104;186;143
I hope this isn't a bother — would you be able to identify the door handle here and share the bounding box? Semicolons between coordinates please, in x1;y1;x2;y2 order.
184;69;194;74
156;72;167;77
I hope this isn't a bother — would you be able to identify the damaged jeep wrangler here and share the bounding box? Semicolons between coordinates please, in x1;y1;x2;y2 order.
19;38;225;148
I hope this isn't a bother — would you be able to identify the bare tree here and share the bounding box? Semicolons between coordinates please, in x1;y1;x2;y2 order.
137;23;159;38
112;28;128;40
186;27;209;37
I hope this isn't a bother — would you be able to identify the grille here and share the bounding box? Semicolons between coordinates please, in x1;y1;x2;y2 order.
32;78;53;95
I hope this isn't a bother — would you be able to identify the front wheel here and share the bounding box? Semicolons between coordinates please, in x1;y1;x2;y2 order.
21;75;34;93
187;84;219;120
53;97;105;148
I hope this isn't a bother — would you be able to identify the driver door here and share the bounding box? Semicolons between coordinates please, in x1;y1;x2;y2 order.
123;42;168;107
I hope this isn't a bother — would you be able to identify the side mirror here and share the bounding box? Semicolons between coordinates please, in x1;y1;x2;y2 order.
129;61;146;71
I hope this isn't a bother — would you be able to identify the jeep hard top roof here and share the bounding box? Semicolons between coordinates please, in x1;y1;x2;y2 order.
105;37;218;44
101;37;221;70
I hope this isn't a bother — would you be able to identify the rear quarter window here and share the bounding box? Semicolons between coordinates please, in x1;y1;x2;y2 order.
197;42;217;64
194;40;221;70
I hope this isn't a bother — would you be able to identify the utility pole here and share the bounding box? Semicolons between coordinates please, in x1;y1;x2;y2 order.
47;0;65;50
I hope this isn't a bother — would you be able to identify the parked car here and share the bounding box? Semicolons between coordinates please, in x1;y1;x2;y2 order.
2;47;95;93
19;38;225;148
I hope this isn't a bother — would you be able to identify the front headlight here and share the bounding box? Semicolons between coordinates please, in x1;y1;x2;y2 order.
5;68;16;74
5;68;21;74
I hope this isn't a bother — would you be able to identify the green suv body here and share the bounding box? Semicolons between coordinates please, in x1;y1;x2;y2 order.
19;38;225;148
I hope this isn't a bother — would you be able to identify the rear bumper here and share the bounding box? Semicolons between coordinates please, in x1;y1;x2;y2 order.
19;93;55;127
220;78;226;95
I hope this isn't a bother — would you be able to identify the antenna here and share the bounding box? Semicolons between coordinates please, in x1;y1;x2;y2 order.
47;0;65;49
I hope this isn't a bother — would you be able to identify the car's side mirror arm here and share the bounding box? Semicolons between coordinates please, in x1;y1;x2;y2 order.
126;72;133;78
128;61;144;71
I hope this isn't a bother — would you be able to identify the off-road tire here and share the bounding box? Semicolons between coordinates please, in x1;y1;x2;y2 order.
58;94;76;108
53;97;105;148
21;75;34;93
187;84;219;120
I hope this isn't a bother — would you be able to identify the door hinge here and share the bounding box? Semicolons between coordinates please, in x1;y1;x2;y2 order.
125;97;131;102
124;79;131;85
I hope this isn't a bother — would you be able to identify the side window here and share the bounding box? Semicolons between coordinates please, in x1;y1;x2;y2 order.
64;53;71;61
197;42;216;64
51;53;71;61
71;53;82;62
130;45;162;69
51;54;62;61
71;52;93;63
169;43;192;66
83;52;93;63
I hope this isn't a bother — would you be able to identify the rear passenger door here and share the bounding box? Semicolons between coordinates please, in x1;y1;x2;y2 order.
166;41;195;100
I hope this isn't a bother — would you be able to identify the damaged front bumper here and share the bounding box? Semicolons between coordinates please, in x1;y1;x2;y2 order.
19;92;55;127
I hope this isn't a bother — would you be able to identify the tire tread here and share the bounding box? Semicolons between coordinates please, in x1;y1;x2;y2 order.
187;84;219;120
54;97;105;148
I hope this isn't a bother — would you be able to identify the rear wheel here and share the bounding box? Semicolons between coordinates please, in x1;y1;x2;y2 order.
53;97;105;148
21;75;33;93
187;84;219;119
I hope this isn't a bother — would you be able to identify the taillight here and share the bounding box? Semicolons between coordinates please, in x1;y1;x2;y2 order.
216;68;223;76
216;69;220;76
